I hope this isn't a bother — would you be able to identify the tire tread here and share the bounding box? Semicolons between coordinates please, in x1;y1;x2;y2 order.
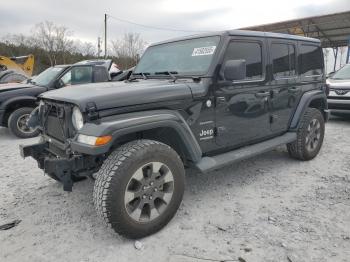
287;108;324;161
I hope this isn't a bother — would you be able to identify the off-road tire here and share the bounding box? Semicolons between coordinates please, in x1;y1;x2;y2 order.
93;139;185;239
287;108;325;160
8;107;40;138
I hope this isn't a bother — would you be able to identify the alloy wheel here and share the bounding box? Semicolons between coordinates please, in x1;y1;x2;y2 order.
124;162;175;223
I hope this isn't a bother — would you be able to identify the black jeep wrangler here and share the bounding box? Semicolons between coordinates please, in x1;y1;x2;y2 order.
21;30;329;239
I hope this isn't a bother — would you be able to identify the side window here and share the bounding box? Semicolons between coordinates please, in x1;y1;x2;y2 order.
299;44;323;76
71;67;93;85
224;41;263;81
271;43;296;78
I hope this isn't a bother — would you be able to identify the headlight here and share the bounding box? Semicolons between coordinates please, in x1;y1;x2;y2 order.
72;106;84;130
77;134;112;146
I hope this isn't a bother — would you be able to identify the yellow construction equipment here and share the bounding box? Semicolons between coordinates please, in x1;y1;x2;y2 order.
0;54;34;76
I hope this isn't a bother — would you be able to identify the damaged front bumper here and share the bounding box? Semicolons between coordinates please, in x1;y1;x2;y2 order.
20;141;97;191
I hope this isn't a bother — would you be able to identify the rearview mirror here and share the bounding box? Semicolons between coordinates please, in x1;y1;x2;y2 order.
223;59;246;81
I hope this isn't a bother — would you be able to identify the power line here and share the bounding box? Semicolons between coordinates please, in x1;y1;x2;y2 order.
107;14;211;33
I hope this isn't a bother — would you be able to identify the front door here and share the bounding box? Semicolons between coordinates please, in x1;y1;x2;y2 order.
215;38;271;148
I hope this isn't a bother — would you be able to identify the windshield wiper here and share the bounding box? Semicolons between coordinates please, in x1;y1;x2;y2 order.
132;72;150;80
155;71;178;81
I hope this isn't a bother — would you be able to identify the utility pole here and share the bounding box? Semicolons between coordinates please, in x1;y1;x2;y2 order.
104;13;107;58
97;37;101;58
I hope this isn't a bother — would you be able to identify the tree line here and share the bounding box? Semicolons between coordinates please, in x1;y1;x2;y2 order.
0;21;147;74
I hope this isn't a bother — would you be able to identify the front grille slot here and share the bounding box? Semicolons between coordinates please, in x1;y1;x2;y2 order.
46;116;66;142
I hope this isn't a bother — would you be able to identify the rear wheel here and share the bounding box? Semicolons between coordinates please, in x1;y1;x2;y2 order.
93;139;185;239
8;107;40;138
287;108;325;160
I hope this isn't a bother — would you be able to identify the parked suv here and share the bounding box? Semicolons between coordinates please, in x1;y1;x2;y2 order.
0;61;111;138
21;30;328;239
326;64;350;117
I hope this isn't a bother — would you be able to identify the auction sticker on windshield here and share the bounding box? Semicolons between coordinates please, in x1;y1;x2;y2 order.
192;46;216;56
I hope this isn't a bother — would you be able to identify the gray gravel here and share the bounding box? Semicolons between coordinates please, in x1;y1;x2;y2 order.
0;118;349;262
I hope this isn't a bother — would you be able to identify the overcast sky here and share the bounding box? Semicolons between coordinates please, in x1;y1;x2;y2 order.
1;0;349;46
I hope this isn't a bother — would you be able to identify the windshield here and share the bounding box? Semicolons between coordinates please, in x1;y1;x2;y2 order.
33;67;65;86
134;36;220;76
331;64;350;80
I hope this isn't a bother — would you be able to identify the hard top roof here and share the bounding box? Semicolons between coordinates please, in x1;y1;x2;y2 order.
150;29;320;47
239;11;350;48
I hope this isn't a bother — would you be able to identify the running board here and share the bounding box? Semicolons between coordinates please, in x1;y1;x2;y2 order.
196;132;297;173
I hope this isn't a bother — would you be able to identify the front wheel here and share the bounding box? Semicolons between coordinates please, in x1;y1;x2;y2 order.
8;107;40;138
93;139;185;239
287;108;325;160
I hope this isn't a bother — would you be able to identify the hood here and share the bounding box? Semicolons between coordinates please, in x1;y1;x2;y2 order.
0;82;35;93
40;79;194;111
327;78;350;89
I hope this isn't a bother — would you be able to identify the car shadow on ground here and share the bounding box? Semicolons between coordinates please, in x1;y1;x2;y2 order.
71;147;293;195
71;146;294;209
184;147;295;196
59;147;294;242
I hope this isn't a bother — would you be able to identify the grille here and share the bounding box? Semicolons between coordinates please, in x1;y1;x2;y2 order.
335;90;348;95
42;103;73;142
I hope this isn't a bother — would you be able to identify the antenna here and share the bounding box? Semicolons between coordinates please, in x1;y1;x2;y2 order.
97;37;102;58
104;14;107;58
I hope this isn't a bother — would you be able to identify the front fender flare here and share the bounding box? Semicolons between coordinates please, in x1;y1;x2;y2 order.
1;96;37;111
71;110;203;162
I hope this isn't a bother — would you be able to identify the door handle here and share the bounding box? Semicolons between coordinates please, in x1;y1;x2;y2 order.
255;91;270;98
288;87;301;93
216;97;226;104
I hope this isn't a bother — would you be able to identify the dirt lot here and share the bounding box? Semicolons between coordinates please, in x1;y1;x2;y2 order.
0;118;349;262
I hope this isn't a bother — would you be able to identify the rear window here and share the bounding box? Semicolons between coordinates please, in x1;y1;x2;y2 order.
271;43;296;78
299;44;323;76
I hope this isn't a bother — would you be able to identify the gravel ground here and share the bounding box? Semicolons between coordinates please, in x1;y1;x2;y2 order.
0;118;349;262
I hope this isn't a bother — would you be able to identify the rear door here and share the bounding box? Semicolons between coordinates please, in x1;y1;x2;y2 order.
215;37;271;148
268;39;300;134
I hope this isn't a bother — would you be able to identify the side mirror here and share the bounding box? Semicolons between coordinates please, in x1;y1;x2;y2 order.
223;59;246;81
53;79;62;89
